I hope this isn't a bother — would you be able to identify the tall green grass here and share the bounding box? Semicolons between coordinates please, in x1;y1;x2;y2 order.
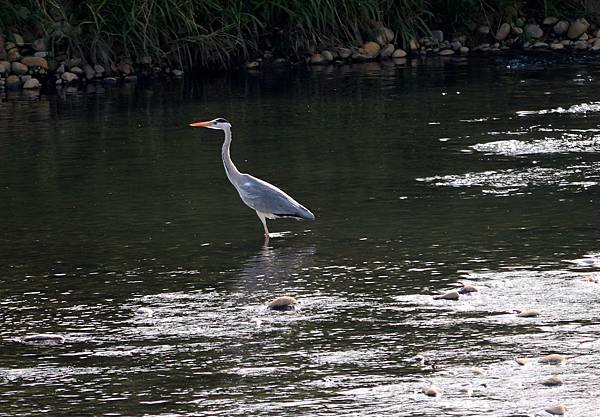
0;0;592;70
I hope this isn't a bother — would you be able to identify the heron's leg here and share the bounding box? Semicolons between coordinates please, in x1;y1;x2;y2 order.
256;212;270;238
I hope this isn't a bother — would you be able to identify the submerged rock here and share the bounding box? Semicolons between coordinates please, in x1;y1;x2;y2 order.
545;404;566;415
539;354;566;364
542;375;563;386
458;283;479;294
135;307;153;317
19;333;65;346
515;357;529;366
433;291;459;300
268;295;298;311
422;384;442;397
516;309;540;318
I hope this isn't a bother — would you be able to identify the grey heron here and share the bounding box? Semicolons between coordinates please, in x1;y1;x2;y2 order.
190;118;315;239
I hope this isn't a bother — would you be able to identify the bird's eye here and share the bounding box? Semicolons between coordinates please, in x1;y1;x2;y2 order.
215;118;228;124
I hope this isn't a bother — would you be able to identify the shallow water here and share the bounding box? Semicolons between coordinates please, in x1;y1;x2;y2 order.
1;56;600;416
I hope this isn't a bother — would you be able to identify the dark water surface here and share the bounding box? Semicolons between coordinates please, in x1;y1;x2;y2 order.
1;57;600;416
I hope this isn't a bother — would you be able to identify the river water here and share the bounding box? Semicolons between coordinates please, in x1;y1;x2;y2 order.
1;56;599;416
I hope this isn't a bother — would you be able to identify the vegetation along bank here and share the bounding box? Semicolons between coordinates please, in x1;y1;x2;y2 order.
1;1;600;91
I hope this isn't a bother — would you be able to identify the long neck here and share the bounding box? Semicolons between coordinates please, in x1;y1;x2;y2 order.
222;126;242;185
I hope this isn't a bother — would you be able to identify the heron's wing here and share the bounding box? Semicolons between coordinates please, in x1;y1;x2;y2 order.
237;175;314;220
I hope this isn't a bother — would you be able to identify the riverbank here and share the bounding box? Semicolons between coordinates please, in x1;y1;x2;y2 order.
2;8;600;92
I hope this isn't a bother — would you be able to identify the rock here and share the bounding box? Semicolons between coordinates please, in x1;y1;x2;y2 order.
321;50;334;62
102;77;118;86
124;75;137;82
362;41;381;58
524;24;544;39
6;74;21;88
351;52;370;61
135;307;153;317
21;56;48;70
568;18;590;39
512;26;524;36
33;51;48;58
83;64;95;80
573;40;588;50
7;47;19;62
32;38;46;51
533;42;549;48
0;60;9;74
12;33;24;46
382;27;395;43
11;61;28;75
409;38;419;51
433;291;459;300
118;62;132;75
268;295;298;311
550;42;565;50
580;33;589;41
22;78;41;89
337;47;352;59
438;49;454;56
172;69;184;77
515;357;529;366
545;404;566;415
477;25;490;35
422;384;442;397
20;333;65;346
431;30;444;42
496;23;511;41
309;53;327;65
450;40;462;50
459;46;470;54
245;60;259;69
458;283;478;294
70;66;83;75
539;354;566;364
61;71;78;83
94;64;105;75
542;375;563;386
379;44;394;59
392;48;407;58
516;309;539;318
543;17;559;26
554;20;570;35
515;17;525;27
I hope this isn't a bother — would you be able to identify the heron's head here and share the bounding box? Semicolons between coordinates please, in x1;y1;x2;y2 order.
189;117;231;130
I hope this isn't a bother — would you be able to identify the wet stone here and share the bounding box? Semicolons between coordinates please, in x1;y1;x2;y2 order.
554;20;570;35
545;404;566;415
542;375;563;386
379;44;394;59
516;309;539;317
11;61;28;75
539;354;566;364
422;384;442;397
392;48;407;58
515;357;529;366
433;291;459;300
61;71;78;83
496;23;511;41
268;295;298;311
23;78;40;89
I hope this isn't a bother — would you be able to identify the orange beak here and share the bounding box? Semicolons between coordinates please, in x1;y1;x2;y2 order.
189;121;211;128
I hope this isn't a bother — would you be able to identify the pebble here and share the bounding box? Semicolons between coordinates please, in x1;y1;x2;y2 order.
268;295;298;311
543;17;559;26
245;61;259;69
515;357;529;366
6;74;21;88
94;64;105;75
379;44;394;59
433;291;459;300
23;78;41;89
392;48;407;58
516;309;539;318
337;47;352;59
309;53;327;65
554;20;570;35
83;64;95;80
70;66;84;75
542;375;563;386
409;39;419;51
438;49;454;56
568;18;589;39
362;41;381;58
11;61;28;75
496;23;511;41
550;42;565;50
524;23;544;39
0;60;9;74
458;283;478;294
422;384;442;397
171;69;184;77
21;56;49;70
459;46;470;54
321;50;333;62
539;354;566;364
20;333;65;346
32;38;46;51
13;33;24;46
472;367;485;376
545;404;566;415
61;71;78;83
135;307;153;317
573;40;588;50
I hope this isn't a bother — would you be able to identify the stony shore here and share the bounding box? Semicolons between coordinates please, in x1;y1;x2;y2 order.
1;16;600;92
